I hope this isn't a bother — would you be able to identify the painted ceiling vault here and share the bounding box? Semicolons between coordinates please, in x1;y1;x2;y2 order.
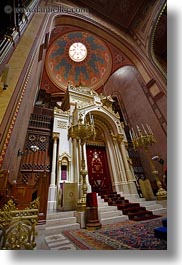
45;31;112;91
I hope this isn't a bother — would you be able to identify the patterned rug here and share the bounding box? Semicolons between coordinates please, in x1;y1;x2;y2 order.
63;218;167;250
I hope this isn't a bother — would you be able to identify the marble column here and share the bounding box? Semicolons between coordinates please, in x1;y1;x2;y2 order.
111;133;129;193
48;132;59;211
107;140;118;191
57;160;62;185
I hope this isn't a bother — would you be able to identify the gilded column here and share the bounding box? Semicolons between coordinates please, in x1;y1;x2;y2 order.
83;143;91;193
117;134;137;194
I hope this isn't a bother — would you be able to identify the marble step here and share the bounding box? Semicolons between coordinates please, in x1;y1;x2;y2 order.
46;217;77;227
45;223;80;236
100;210;123;219
97;199;108;207
119;194;144;200
47;211;75;220
150;208;167;216
100;215;128;225
139;201;167;216
145;204;163;211
98;202;108;207
138;201;158;206
98;205;118;212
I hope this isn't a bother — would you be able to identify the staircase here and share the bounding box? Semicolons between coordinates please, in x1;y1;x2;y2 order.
98;192;166;222
45;211;80;236
123;194;167;216
97;194;129;225
43;192;166;235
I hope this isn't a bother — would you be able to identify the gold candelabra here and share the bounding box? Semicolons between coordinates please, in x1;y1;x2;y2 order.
68;113;95;211
130;124;167;200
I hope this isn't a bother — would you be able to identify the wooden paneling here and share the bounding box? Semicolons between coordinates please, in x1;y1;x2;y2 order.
14;172;50;221
13;101;54;221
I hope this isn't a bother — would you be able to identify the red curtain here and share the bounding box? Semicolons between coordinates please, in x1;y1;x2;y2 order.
61;165;67;180
86;145;112;193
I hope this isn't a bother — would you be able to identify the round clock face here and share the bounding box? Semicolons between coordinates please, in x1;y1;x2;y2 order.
69;42;87;62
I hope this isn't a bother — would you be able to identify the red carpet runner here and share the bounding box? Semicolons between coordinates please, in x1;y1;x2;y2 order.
98;191;161;221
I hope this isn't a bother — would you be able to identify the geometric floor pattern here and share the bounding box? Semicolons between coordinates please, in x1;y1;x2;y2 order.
45;234;77;250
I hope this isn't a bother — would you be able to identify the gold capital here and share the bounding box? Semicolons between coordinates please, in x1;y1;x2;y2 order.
52;132;59;140
117;134;124;143
110;132;117;142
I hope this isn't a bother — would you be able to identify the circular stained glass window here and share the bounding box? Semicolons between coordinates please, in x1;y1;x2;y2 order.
69;42;87;62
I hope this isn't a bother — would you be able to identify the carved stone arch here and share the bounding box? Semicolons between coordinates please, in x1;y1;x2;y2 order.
87;123;105;146
58;152;71;165
109;90;129;124
85;115;116;192
58;152;72;183
84;107;120;136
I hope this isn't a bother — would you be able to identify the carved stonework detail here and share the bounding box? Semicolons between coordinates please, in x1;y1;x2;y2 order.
59;152;71;162
57;120;67;129
69;85;98;96
54;107;70;115
102;105;120;119
111;133;125;144
76;101;94;109
110;132;117;142
117;134;125;143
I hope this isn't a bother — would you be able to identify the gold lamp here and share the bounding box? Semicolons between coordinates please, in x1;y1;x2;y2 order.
68;113;95;211
130;124;167;200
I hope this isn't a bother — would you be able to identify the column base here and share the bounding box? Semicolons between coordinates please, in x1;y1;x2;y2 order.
85;207;102;231
75;211;86;228
122;183;130;194
47;184;57;211
128;181;138;195
113;181;128;193
114;182;139;196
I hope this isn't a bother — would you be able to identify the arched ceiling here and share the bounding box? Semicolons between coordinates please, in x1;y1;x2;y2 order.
68;0;146;30
45;31;112;91
153;6;167;73
41;24;133;94
40;0;166;95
